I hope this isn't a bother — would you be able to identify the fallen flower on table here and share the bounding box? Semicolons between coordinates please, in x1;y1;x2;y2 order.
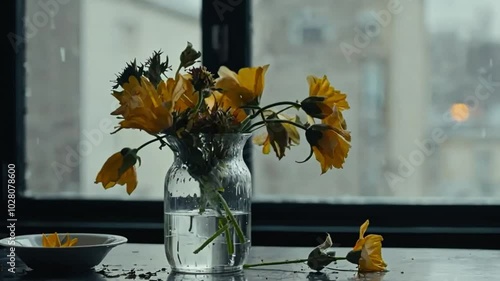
346;220;388;272
42;233;78;247
243;220;388;273
243;233;346;271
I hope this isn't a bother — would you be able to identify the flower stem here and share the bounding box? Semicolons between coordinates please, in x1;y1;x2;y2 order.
275;105;297;115
239;101;301;132
243;259;308;269
250;101;301;119
243;257;347;269
246;119;309;132
219;218;234;255
193;221;230;254
137;136;165;151
217;192;245;243
174;64;182;80
249;124;266;133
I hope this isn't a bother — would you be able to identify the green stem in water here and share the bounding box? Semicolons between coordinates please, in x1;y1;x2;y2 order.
219;218;234;255
217;192;245;243
193;221;230;254
243;257;347;269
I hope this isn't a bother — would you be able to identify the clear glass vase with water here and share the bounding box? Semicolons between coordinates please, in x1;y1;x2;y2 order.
164;133;251;273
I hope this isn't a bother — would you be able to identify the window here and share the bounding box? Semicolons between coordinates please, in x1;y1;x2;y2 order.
302;27;324;44
251;0;500;204
24;0;201;199
6;0;500;248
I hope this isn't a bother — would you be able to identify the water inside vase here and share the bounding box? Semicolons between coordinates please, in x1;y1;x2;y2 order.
164;210;251;273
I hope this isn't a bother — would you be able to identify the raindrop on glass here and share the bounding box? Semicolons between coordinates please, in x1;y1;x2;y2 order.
60;47;66;62
481;128;487;138
490;59;493;68
50;12;56;29
25;88;32;97
36;137;40;145
24;62;31;74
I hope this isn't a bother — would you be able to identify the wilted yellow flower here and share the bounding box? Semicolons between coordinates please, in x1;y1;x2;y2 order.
353;219;370;251
95;149;138;195
349;220;387;272
166;74;197;113
111;76;173;134
205;90;247;122
253;113;300;159
42;233;78;248
302;75;349;119
359;234;387;272
305;110;351;173
180;42;202;68
216;64;269;107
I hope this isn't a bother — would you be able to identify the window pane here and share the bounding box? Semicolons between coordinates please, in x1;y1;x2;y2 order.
25;0;201;199
252;0;500;203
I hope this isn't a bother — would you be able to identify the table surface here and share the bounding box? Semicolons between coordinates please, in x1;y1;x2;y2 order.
2;244;500;281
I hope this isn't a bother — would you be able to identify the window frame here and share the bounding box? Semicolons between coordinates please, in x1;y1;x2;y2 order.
3;0;500;249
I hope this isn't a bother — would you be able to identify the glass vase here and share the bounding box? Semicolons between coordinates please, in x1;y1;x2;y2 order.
164;133;252;273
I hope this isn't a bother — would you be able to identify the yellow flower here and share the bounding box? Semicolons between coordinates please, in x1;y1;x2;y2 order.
205;90;247;123
349;220;387;272
302;75;349;119
359;234;387;272
305;109;351;173
111;76;173;134
42;233;78;247
95;149;138;195
253;113;300;159
168;74;197;113
215;64;270;107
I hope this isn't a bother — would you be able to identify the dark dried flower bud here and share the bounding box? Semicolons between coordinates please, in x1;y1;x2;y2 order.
301;96;333;119
180;42;202;68
189;66;215;92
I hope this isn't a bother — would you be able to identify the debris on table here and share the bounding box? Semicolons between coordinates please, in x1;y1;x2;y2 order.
95;266;167;280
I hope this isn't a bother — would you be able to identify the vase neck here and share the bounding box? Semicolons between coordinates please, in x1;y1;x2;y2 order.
166;133;251;161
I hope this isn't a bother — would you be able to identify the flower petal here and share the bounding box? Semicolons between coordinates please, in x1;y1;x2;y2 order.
360;220;370;239
317;233;333;250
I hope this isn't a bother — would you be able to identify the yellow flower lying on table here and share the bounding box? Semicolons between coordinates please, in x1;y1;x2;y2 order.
42;233;78;248
244;220;388;273
347;220;388;273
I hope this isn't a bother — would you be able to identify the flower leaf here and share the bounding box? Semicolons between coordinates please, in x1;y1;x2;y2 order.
317;233;332;250
307;248;336;271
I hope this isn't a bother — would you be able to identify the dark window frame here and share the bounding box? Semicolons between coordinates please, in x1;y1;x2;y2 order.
3;0;500;249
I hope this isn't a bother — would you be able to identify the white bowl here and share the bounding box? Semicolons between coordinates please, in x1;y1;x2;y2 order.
0;233;127;271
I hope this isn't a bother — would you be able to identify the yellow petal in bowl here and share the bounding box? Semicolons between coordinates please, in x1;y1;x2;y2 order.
0;233;127;272
42;233;78;248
